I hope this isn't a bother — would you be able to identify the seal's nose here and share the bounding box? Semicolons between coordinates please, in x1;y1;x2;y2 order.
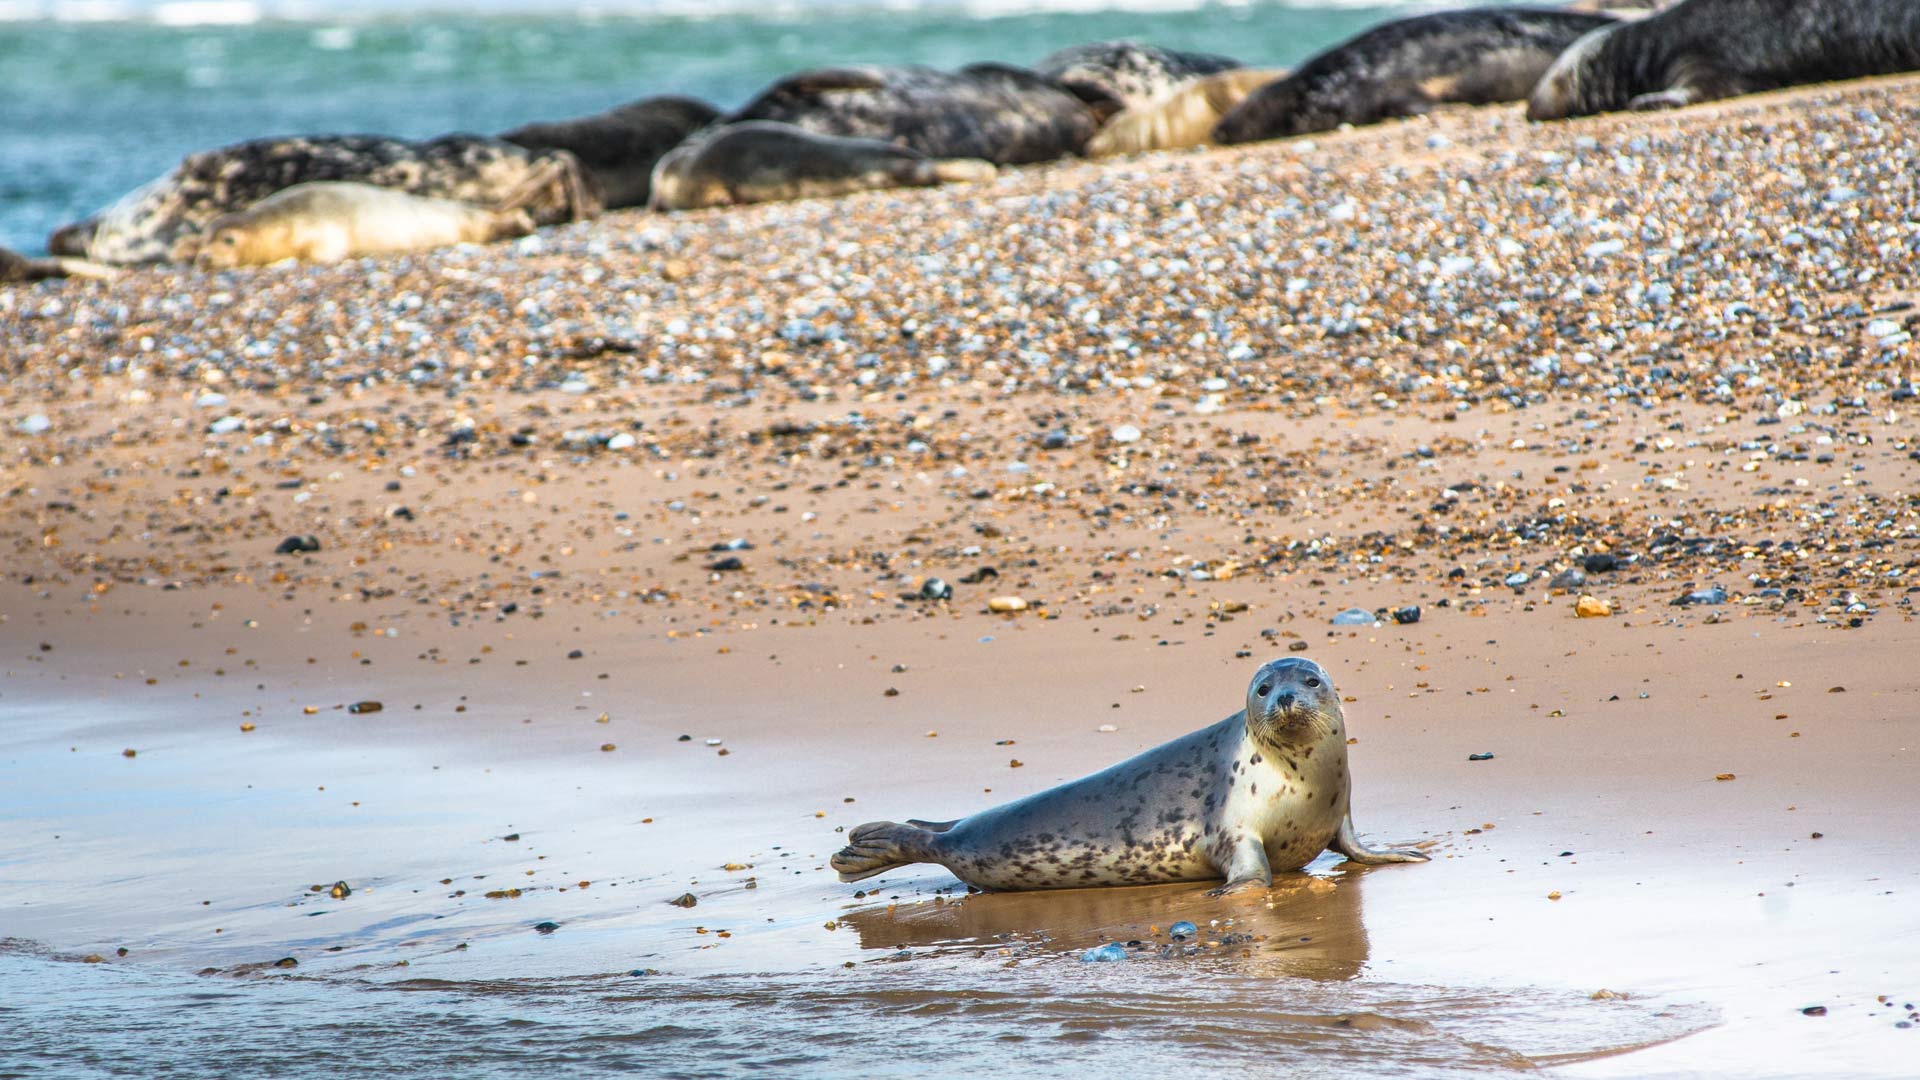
1276;691;1296;712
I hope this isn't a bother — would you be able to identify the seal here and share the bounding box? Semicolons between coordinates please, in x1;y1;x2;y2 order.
49;134;596;266
1213;6;1618;144
726;63;1098;165
183;181;536;268
0;245;118;283
501;95;720;210
1086;68;1288;156
1033;41;1244;117
831;656;1426;893
1528;0;1920;120
648;121;995;211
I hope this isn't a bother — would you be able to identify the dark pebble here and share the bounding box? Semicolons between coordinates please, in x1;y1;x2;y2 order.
668;892;698;908
706;556;745;572
534;922;560;934
1289;640;1310;652
959;567;999;584
272;957;297;968
1468;752;1495;761
1582;553;1621;573
274;535;321;555
919;578;952;601
1392;606;1420;625
347;701;383;714
1802;1006;1828;1017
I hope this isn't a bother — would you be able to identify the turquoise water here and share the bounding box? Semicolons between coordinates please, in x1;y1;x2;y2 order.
0;3;1415;253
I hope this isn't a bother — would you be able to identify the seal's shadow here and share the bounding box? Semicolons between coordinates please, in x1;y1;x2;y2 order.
839;867;1376;981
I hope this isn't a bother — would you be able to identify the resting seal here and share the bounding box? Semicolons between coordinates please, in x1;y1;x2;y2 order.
1087;68;1288;156
1528;0;1920;119
831;657;1426;893
727;64;1097;165
184;182;536;268
1213;6;1617;144
1033;41;1243;117
50;134;595;266
501;95;720;210
1;246;118;283
649;121;995;211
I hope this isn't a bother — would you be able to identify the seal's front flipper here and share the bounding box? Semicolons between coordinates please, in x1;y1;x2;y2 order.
1331;814;1428;865
905;818;960;833
831;820;945;883
1206;834;1272;896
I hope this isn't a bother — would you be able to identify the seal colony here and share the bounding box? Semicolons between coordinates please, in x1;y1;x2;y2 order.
832;657;1426;893
22;6;1920;272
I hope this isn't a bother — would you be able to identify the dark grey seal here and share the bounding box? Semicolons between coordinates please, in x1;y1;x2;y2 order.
648;121;995;211
831;657;1426;894
726;63;1098;165
501;95;720;210
1033;40;1243;117
1529;0;1920;119
48;134;597;266
1213;6;1618;144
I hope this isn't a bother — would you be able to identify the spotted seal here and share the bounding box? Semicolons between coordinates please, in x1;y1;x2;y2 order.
1528;0;1920;120
49;134;596;266
1087;68;1288;156
501;95;720;210
182;180;540;268
648;121;995;211
831;656;1426;893
726;63;1098;165
1033;40;1243;117
1213;6;1618;144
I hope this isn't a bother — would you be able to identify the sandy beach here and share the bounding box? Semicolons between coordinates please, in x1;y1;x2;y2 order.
4;74;1919;1077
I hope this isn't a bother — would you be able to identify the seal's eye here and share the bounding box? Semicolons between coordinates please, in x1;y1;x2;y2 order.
1305;677;1322;688
1256;682;1272;697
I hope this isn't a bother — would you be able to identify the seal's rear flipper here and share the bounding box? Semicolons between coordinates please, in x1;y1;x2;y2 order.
831;820;944;882
1331;814;1429;865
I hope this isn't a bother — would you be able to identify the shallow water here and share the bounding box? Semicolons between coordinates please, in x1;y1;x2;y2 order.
0;2;1413;253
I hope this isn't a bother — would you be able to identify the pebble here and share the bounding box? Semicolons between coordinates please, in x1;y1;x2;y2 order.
706;556;745;572
1109;424;1142;444
1676;586;1729;606
1468;752;1495;761
1079;942;1127;963
16;413;50;435
1168;920;1198;939
328;881;350;899
1801;1006;1828;1017
606;432;637;451
533;921;560;934
347;701;383;714
274;535;321;555
1391;606;1420;625
1549;568;1587;590
1575;595;1613;618
208;416;244;435
668;892;698;908
919;578;952;601
1330;607;1373;626
987;596;1027;613
1503;571;1532;588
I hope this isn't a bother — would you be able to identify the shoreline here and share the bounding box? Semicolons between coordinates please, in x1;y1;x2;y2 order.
6;74;1920;1077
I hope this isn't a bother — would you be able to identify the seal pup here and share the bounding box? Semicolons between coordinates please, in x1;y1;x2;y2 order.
501;95;720;210
1528;0;1920;120
832;657;1426;893
0;245;119;283
1213;7;1617;144
726;64;1097;165
50;134;595;266
648;121;995;211
184;182;535;268
1033;41;1243;117
1087;68;1288;156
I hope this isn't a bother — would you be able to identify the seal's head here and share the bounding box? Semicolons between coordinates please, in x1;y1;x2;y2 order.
1244;656;1346;747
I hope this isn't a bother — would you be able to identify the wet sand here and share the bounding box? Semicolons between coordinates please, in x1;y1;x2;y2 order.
5;75;1920;1077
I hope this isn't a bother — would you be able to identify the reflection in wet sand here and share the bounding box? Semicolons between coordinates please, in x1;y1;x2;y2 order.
842;869;1372;981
